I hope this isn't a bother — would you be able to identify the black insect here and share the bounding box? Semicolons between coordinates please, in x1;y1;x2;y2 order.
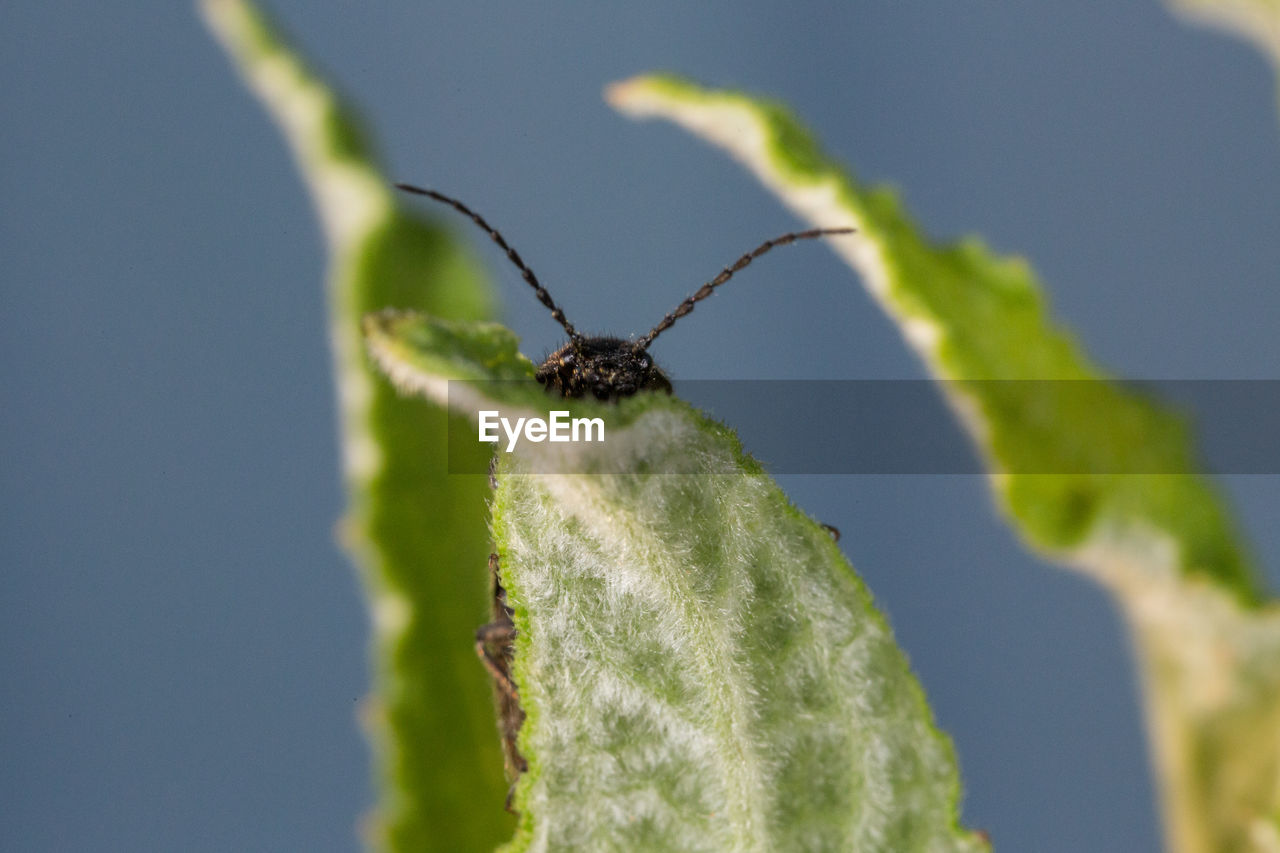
396;183;853;401
398;184;853;812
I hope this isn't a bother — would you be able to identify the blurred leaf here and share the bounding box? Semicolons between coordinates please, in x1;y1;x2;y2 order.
607;75;1280;853
365;310;990;852
1165;0;1280;115
201;1;514;849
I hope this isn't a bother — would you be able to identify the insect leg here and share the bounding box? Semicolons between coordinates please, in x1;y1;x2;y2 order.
475;621;519;700
476;551;528;810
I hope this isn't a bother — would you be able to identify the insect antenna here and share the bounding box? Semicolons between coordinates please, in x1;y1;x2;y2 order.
636;227;854;350
395;183;580;341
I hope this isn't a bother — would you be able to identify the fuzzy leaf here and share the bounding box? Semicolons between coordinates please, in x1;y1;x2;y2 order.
201;2;514;849
365;311;989;852
607;75;1280;853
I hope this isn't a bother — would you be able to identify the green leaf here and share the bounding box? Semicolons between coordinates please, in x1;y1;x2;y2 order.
607;75;1280;853
365;312;989;852
201;2;514;849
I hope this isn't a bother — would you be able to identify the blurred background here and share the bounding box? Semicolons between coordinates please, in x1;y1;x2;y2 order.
3;1;1278;850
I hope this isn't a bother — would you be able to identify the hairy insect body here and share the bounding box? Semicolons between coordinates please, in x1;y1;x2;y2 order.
535;336;672;400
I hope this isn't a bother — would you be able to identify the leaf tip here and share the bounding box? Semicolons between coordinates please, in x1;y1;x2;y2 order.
605;73;698;116
603;76;647;114
198;0;259;55
361;310;448;403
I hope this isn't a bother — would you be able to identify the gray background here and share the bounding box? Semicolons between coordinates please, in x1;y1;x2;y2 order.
3;1;1278;851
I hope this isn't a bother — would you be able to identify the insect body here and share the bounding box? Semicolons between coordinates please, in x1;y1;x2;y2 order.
396;183;852;810
396;183;852;400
